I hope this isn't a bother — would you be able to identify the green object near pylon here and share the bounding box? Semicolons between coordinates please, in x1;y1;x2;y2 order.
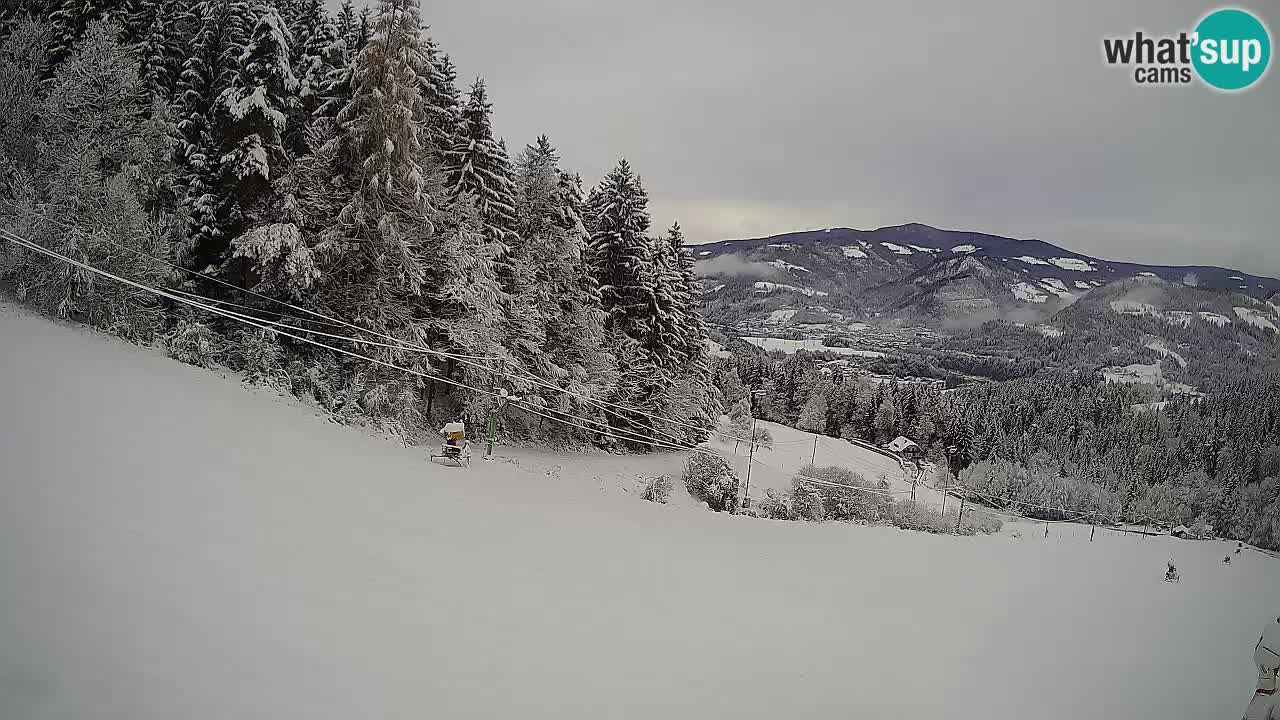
486;411;496;460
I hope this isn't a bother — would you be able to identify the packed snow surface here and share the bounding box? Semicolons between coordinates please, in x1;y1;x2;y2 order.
739;336;886;358
908;245;939;254
1075;281;1093;290
880;242;913;255
1038;278;1074;299
753;281;828;298
1014;255;1050;266
1145;341;1188;368
765;309;797;325
767;260;810;273
1049;257;1096;272
840;246;868;259
1198;311;1232;327
950;244;979;253
1235;307;1279;332
1010;282;1049;303
0;301;1274;720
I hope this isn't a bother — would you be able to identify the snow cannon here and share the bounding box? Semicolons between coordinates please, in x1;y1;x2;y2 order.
431;422;471;468
1254;617;1280;693
442;422;466;445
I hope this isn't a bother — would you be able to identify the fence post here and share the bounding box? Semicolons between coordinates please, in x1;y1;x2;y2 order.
956;496;966;533
811;436;818;467
1044;521;1049;538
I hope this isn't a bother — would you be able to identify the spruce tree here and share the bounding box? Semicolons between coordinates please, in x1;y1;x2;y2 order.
285;0;340;152
355;6;370;50
419;33;461;161
446;78;518;272
334;0;356;50
211;2;298;284
648;225;686;370
588;158;655;345
131;0;186;102
50;0;147;67
510;135;613;412
173;0;252;272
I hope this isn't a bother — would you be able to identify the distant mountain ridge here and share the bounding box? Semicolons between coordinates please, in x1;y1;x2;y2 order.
694;223;1279;333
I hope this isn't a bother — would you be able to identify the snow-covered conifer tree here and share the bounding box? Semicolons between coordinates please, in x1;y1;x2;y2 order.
446;78;518;273
334;0;356;49
49;0;139;66
210;4;298;284
131;0;186;102
418;33;461;161
173;0;252;271
589;159;655;345
285;0;340;151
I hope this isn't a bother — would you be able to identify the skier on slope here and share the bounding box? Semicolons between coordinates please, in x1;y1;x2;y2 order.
1244;617;1280;719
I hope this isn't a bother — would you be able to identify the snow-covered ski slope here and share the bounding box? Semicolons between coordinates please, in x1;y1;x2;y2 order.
1;299;1276;720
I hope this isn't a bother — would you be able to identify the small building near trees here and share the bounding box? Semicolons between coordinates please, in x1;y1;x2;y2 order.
886;436;923;460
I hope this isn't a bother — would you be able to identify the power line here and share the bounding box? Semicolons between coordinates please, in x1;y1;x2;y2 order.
0;199;745;446
0;227;718;457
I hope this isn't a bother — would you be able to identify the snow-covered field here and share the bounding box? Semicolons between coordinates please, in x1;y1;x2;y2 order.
2;300;1276;720
739;336;886;358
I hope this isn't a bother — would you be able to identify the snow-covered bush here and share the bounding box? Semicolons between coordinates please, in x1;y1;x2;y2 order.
683;454;739;513
756;489;792;520
164;320;222;368
888;502;952;534
286;357;340;410
228;327;289;389
790;482;826;521
641;475;672;504
797;465;891;523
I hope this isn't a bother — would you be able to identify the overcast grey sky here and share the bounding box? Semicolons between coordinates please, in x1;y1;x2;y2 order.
344;1;1279;275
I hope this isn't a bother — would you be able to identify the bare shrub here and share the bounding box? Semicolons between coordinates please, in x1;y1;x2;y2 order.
642;475;673;504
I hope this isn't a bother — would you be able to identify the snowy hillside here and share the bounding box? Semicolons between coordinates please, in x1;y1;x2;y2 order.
696;223;1280;332
1;300;1277;720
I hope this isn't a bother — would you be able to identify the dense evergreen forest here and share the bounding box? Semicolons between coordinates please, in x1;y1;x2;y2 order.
0;0;717;446
713;351;1280;549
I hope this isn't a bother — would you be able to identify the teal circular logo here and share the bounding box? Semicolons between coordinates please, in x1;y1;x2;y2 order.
1192;8;1271;91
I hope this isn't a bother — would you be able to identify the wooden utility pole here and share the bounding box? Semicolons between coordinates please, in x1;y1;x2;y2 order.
810;437;818;467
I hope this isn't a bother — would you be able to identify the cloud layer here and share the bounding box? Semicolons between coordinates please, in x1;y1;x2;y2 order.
368;1;1280;276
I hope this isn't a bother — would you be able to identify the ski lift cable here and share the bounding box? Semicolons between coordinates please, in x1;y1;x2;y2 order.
0;201;750;446
0;200;501;360
747;455;912;498
0;228;721;457
0;228;726;456
7;226;1164;519
12;226;1118;514
815;437;900;468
